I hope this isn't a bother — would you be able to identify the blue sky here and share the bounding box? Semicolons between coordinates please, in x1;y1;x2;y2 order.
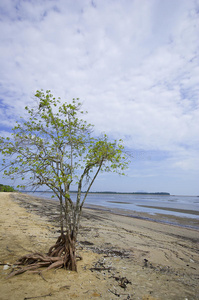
0;0;199;195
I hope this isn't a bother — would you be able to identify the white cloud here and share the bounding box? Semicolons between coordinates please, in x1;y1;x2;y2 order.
0;0;199;194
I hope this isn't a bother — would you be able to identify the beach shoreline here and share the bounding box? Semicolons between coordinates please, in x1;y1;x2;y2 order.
0;192;199;299
25;191;199;230
84;203;199;230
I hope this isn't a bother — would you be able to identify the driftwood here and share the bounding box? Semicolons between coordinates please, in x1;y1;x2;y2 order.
108;289;134;299
90;266;114;272
113;276;132;289
24;293;52;300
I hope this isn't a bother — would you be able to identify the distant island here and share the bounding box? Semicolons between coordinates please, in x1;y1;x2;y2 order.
83;191;170;196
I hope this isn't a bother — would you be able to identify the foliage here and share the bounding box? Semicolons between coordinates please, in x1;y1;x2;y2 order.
0;184;15;192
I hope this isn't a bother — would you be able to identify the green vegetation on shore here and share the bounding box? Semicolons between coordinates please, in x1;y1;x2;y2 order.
0;184;15;192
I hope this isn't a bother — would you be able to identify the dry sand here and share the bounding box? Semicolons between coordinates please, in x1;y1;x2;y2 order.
0;192;198;300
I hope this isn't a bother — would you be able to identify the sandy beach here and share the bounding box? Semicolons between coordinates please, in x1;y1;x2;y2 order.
0;192;198;300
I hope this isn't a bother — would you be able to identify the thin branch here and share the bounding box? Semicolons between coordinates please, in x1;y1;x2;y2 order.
80;160;103;210
24;293;52;300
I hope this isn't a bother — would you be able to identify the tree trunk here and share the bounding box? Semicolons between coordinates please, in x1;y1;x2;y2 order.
59;197;64;236
47;232;77;271
64;232;77;271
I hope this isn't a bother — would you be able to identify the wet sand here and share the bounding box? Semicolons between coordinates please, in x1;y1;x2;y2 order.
0;192;199;299
84;202;199;230
137;205;199;216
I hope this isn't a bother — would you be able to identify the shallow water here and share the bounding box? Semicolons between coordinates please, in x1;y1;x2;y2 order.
27;192;199;221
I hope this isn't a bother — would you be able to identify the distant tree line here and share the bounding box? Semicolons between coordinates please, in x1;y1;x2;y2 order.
82;191;170;195
0;184;15;192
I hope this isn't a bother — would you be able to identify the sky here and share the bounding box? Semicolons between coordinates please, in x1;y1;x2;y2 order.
0;0;199;195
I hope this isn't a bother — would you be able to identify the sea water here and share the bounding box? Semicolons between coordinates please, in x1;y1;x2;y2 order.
27;192;199;220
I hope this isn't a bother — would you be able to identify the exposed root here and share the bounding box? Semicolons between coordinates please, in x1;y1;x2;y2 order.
7;234;80;278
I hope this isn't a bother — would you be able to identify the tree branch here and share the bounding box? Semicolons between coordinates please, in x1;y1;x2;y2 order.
80;159;103;210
